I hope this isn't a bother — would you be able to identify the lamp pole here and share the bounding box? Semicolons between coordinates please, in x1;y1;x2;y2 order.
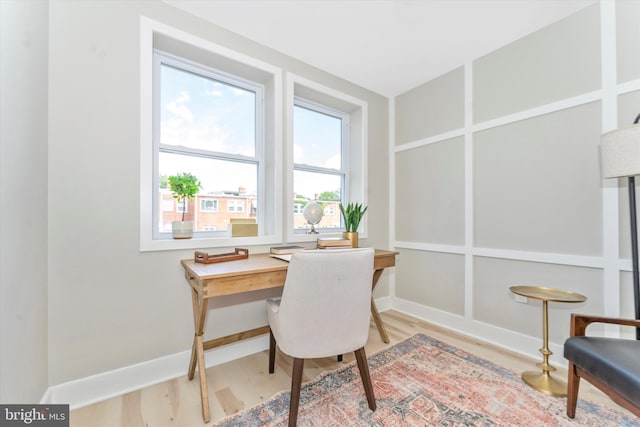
630;114;640;340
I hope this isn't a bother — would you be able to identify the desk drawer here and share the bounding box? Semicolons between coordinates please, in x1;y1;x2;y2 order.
202;270;287;298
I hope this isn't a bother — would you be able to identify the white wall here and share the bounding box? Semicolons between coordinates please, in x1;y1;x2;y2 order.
0;0;50;402
43;0;389;405
392;1;640;365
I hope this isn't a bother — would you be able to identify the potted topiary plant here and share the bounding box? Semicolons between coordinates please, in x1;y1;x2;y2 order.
339;202;367;248
168;172;202;239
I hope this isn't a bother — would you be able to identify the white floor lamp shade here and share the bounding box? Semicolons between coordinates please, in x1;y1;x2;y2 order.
600;116;640;339
600;124;640;178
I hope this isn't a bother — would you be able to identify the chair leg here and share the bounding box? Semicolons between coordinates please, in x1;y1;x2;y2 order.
289;358;305;427
354;347;376;411
269;329;276;374
566;362;580;419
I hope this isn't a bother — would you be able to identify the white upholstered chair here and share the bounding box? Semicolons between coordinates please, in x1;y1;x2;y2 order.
266;248;376;426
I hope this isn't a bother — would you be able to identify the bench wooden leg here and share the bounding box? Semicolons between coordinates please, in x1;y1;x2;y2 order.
566;362;580;419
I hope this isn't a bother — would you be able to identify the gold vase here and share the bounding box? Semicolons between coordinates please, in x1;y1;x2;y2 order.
342;231;358;248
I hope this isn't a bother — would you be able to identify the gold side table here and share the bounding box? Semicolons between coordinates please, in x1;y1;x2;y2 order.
509;285;587;397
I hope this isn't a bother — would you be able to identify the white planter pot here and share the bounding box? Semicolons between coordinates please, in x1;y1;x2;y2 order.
172;221;193;239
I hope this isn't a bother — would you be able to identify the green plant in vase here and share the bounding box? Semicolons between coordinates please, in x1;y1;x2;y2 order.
168;172;202;239
339;202;367;247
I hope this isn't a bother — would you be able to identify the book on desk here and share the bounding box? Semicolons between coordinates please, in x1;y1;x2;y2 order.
316;237;352;249
270;245;305;254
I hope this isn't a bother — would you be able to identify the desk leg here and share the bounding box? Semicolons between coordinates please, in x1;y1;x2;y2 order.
371;269;390;344
188;288;211;423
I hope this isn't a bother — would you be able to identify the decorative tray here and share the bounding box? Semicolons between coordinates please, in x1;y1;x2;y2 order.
194;248;249;264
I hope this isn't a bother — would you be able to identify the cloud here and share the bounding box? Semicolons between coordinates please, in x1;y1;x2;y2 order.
162;90;233;151
205;88;223;97
161;115;230;152
325;154;341;169
161;84;255;156
165;91;193;123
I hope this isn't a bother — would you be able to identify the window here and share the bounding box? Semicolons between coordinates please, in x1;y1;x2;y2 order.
153;51;263;239
141;20;282;251
227;200;245;213
141;19;376;251
285;73;368;242
200;199;218;212
292;98;347;232
161;198;174;212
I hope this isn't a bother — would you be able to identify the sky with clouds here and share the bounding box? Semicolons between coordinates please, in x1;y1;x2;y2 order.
159;63;344;200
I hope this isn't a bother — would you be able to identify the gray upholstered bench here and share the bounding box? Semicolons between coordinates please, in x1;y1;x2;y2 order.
564;314;640;418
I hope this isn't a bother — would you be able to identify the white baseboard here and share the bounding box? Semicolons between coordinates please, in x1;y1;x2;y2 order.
42;296;561;410
373;295;392;312
391;297;568;370
42;334;269;410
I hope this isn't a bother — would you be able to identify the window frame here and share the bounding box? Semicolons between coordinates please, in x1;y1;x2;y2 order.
200;199;218;213
152;50;264;241
227;199;245;213
285;73;368;243
161;198;174;212
140;17;282;251
292;97;349;234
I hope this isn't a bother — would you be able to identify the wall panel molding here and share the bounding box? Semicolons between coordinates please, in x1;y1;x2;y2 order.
392;2;639;347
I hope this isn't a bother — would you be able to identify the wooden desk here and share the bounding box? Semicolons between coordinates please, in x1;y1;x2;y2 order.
181;249;398;422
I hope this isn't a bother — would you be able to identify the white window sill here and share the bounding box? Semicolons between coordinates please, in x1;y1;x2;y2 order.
140;234;280;252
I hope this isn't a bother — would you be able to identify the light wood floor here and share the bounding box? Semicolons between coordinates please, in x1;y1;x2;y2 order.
70;310;631;426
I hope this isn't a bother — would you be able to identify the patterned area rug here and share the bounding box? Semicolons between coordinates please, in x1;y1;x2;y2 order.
214;333;639;426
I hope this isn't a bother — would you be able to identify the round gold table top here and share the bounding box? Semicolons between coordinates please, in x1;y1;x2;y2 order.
509;285;587;303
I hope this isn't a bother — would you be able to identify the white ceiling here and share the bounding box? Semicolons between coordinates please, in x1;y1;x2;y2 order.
165;0;595;97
